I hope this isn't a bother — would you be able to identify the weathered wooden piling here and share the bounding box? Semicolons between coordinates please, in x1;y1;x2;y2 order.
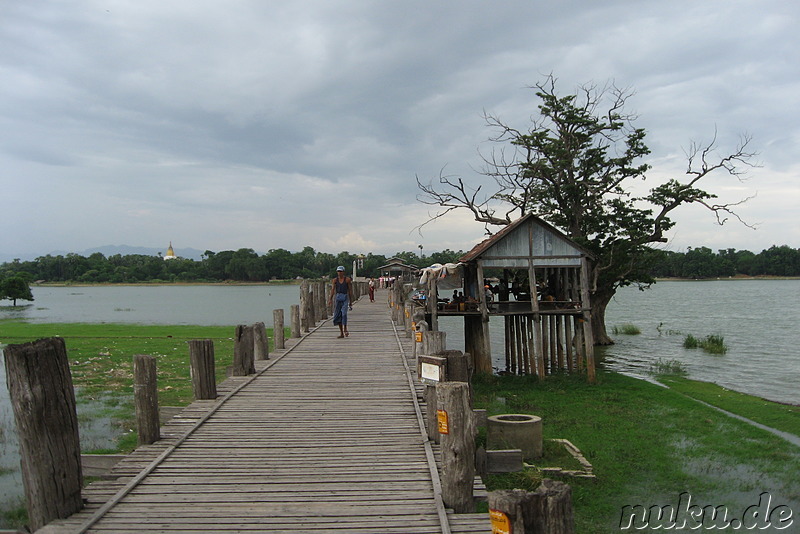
299;280;311;333
4;337;83;531
421;330;447;443
316;281;327;321
188;339;217;400
488;479;575;534
233;324;256;375
273;309;285;350
436;381;476;513
290;304;301;338
134;353;160;446
253;321;269;361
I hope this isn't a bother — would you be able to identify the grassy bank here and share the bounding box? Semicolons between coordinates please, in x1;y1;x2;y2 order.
658;376;800;436
473;372;800;532
1;321;242;408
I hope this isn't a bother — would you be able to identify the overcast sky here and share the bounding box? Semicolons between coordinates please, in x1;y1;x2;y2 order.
2;1;798;261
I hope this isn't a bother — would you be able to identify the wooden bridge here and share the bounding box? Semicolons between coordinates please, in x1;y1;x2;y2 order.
41;296;491;533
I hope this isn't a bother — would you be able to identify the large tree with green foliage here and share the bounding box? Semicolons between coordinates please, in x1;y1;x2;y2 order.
417;75;758;344
0;275;34;306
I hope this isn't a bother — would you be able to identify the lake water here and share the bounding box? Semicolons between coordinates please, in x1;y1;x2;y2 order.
3;284;301;326
1;280;798;516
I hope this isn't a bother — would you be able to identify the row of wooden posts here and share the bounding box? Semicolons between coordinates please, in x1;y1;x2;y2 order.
390;291;576;533
2;277;360;532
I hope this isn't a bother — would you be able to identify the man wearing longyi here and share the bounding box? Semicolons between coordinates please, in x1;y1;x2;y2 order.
329;265;354;338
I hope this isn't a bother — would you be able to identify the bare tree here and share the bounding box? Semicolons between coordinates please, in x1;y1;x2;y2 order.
416;74;758;344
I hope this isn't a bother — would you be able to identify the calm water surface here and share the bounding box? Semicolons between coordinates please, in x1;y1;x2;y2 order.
6;284;300;326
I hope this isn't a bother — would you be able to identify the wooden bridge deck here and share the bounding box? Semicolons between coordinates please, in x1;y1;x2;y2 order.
42;296;490;533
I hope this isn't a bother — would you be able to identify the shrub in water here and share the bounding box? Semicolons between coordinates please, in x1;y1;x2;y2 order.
699;334;727;354
684;334;727;354
612;323;641;335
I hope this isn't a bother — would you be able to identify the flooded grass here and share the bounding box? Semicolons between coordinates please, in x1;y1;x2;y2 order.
612;323;641;335
684;333;728;354
648;358;689;376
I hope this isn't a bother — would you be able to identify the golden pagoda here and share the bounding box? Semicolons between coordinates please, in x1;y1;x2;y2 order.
164;241;177;260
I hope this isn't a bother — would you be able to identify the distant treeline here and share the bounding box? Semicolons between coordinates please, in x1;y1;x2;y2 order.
1;245;798;285
648;245;800;278
0;247;465;284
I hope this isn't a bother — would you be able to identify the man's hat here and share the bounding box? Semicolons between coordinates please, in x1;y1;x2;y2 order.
336;265;345;271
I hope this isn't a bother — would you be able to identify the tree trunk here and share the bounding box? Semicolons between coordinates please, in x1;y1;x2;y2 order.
590;289;615;345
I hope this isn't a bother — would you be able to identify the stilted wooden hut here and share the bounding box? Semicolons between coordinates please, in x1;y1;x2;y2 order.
422;214;596;382
378;257;419;283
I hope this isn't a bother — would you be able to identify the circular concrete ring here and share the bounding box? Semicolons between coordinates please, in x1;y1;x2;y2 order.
487;414;543;460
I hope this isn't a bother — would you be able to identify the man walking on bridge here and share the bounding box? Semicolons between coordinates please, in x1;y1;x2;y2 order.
329;265;354;338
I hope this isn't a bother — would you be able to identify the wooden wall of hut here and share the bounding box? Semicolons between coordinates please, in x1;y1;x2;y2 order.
503;313;590;377
499;264;595;379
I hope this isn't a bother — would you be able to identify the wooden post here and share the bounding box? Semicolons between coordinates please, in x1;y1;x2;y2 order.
436;381;476;513
488;479;575;534
134;354;160;446
300;280;310;333
233;324;255;375
579;257;596;383
422;330;447;357
413;320;428;362
273;309;285;350
442;350;472;383
314;281;325;321
564;315;574;371
421;330;446;444
465;315;492;375
3;338;83;531
253;321;269;361
309;282;319;326
505;316;514;374
290;304;301;338
424;385;440;444
188;339;217;400
428;275;439;331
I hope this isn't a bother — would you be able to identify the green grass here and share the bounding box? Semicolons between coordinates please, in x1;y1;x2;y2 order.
473;371;800;533
0;500;26;530
658;376;800;437
612;323;641;335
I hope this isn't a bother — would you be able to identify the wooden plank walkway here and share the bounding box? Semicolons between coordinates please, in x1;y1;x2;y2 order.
41;295;490;533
